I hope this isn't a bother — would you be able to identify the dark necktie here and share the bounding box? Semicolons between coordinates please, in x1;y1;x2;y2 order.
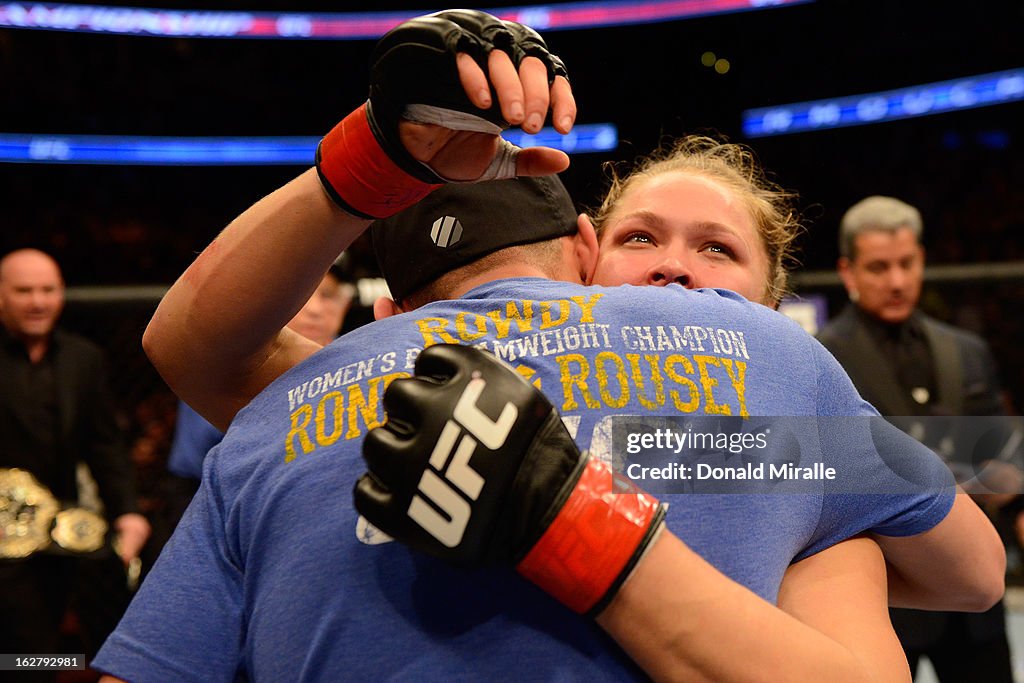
889;325;934;415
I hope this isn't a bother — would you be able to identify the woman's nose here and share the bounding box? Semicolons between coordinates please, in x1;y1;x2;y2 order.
648;257;693;287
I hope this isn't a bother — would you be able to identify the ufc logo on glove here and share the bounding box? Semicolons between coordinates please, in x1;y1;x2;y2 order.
356;344;664;615
409;374;516;547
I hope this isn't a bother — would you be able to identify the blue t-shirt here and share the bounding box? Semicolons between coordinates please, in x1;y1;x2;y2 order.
95;280;953;681
167;400;224;480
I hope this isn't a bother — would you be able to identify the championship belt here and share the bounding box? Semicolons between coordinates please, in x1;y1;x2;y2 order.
52;507;109;553
0;468;108;559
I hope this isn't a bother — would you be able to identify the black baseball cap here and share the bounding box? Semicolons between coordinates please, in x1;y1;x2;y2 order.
370;175;578;301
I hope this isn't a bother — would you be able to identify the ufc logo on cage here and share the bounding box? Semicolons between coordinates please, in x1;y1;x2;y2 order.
408;373;517;547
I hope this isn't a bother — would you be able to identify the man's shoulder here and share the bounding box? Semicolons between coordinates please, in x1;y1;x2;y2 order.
816;306;858;345
919;313;989;350
594;283;789;317
456;278;784;317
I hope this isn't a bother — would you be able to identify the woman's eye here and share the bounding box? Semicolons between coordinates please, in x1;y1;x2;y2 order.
623;232;653;244
703;243;736;257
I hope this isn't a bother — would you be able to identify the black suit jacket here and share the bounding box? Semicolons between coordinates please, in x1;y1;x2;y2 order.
817;305;1003;418
817;304;1006;647
0;327;138;521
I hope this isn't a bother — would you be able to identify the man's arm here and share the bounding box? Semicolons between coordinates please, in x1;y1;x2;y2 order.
598;533;910;683
875;490;1005;611
142;14;574;431
142;168;355;430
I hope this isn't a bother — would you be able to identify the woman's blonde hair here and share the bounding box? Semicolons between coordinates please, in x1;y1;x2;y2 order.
591;134;803;305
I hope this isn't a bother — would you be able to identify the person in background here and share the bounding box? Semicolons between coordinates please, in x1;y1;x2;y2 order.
0;248;151;671
817;195;1014;682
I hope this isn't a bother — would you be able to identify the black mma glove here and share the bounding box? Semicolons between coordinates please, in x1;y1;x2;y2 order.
316;9;568;220
355;344;665;616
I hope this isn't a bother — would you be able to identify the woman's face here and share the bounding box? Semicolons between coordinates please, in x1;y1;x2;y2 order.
591;171;772;305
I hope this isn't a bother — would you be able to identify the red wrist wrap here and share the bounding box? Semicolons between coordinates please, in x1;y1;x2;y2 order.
316;103;443;220
515;458;663;615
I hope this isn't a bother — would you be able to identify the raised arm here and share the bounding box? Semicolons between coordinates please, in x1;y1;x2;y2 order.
143;169;354;429
142;10;575;430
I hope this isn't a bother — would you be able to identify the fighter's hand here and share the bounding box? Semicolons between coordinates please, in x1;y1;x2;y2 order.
354;345;664;616
398;50;574;182
316;10;575;220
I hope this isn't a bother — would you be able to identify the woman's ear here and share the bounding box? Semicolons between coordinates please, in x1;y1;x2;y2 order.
574;214;600;285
